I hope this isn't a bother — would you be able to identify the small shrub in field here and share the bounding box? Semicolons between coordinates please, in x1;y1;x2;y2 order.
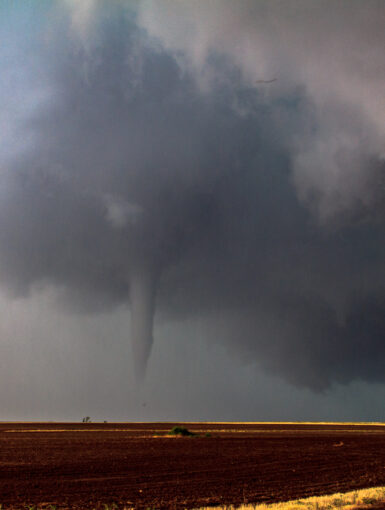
169;425;195;436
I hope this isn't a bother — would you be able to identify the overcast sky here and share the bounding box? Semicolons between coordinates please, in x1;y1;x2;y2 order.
1;0;385;421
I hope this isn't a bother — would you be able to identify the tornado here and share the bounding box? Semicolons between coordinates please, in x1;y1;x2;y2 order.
129;264;158;382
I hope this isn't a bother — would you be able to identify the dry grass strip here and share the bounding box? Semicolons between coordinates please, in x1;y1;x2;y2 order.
197;486;385;510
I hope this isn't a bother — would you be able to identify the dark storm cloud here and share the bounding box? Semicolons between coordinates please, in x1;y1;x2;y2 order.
1;1;385;388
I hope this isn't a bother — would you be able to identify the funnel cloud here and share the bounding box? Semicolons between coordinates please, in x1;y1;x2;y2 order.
1;1;385;396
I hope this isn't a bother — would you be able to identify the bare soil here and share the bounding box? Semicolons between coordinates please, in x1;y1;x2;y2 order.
1;422;385;509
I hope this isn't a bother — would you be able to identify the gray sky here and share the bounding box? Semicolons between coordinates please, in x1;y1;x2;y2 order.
1;1;385;421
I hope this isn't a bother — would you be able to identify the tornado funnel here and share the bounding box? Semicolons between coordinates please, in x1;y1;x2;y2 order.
129;265;157;382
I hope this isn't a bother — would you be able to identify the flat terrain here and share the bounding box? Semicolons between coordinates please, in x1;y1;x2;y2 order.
1;422;385;509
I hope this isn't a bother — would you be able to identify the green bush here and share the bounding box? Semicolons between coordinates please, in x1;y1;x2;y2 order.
362;497;377;505
169;425;195;436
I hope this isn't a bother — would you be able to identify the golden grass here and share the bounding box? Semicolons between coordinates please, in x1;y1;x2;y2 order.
197;486;385;509
182;422;385;425
4;421;385;435
3;429;140;433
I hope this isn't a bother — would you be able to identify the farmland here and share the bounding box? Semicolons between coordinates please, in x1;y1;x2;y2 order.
1;422;385;509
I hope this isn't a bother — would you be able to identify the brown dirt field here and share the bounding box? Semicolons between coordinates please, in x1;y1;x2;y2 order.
356;504;385;510
1;422;385;509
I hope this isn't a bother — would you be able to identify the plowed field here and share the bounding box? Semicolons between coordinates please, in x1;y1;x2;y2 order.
1;422;385;509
